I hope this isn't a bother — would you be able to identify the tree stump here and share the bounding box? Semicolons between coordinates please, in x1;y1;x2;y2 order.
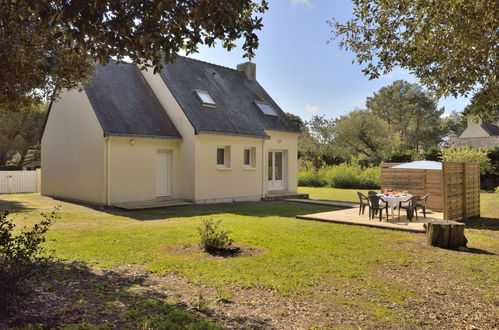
424;221;468;249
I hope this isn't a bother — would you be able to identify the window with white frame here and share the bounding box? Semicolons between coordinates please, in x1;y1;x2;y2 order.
255;101;278;116
216;146;230;168
243;147;256;168
195;90;216;106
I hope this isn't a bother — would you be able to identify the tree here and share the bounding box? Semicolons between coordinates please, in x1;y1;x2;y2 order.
300;115;339;169
365;80;446;152
330;0;498;117
1;1;268;110
441;110;467;138
0;103;47;165
333;110;400;164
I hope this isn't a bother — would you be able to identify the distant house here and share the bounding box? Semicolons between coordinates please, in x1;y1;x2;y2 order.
448;116;499;148
41;57;300;205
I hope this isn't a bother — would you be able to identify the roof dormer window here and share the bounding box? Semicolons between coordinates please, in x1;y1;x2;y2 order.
195;90;216;107
255;101;277;116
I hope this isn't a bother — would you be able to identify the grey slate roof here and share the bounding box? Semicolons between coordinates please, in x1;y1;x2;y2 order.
83;62;181;140
481;123;499;136
159;56;300;138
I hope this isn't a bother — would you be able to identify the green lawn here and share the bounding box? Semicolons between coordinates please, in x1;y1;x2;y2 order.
1;192;498;328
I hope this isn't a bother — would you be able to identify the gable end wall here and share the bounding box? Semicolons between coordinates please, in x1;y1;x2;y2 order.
41;89;106;204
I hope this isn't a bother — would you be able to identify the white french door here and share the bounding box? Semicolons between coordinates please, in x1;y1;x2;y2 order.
268;151;286;191
156;151;171;197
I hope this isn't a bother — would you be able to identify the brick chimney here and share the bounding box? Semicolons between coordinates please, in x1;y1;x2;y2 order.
237;62;256;80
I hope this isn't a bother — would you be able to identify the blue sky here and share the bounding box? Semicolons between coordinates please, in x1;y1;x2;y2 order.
187;0;469;121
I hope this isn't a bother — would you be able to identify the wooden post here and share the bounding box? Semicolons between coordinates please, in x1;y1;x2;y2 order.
425;221;468;249
462;163;467;220
442;163;449;220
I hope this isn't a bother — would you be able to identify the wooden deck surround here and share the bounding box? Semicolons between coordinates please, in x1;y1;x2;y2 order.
297;207;444;233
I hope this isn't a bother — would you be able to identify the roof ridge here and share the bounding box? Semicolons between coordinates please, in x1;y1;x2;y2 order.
174;54;244;73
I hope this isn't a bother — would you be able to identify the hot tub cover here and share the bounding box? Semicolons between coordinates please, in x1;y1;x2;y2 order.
391;161;442;170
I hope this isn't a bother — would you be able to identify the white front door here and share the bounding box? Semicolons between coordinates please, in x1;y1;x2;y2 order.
268;151;285;191
156;151;171;197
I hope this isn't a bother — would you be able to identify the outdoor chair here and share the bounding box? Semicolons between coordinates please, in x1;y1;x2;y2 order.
398;196;420;222
367;190;378;196
417;193;430;218
357;192;369;216
368;195;389;221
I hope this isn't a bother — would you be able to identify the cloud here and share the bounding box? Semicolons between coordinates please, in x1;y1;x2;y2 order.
305;104;319;113
291;0;312;7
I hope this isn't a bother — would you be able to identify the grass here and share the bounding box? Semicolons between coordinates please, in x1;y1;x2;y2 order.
1;192;498;328
298;186;375;203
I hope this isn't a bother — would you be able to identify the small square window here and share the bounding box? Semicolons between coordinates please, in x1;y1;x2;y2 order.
243;148;256;168
255;101;278;116
195;90;216;106
216;146;230;168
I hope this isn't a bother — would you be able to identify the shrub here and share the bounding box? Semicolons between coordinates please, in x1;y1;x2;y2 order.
442;146;494;175
328;163;361;189
385;151;415;163
0;207;58;315
198;219;233;254
298;168;326;187
359;166;381;189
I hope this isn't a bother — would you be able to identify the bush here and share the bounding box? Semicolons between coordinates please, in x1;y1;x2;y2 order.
328;163;361;189
442;146;494;175
0;208;58;315
0;165;23;171
298;168;325;187
198;219;233;254
298;162;381;189
359;166;381;189
385;151;415;163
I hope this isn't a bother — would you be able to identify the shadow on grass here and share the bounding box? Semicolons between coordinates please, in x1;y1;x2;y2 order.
462;217;499;231
104;201;337;221
0;260;268;329
463;247;496;256
0;199;34;213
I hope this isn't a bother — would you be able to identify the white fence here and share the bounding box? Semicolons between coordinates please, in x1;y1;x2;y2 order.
0;170;40;194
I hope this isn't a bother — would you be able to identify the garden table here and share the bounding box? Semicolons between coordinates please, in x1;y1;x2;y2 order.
376;194;413;219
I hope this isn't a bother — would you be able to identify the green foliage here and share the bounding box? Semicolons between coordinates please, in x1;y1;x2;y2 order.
298;161;380;189
385;151;415;163
297;167;325;187
0;208;58;314
365;80;446;152
299;115;338;169
330;0;498;117
442;147;494;175
333;109;401;163
1;1;268;111
0;102;47;165
422;146;442;162
198;219;234;254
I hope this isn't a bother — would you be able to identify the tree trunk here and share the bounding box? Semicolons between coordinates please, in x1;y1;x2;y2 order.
425;221;467;249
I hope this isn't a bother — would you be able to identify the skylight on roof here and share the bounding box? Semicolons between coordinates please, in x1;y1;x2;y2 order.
195;90;216;106
255;101;278;116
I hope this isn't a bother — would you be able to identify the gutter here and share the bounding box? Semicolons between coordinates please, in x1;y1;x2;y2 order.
106;136;111;206
262;139;266;199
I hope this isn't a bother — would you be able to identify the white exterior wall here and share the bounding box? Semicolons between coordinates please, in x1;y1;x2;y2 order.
41;89;106;204
194;134;264;203
107;137;181;203
140;68;196;200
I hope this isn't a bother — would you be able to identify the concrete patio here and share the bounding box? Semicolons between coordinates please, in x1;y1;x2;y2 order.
296;206;444;233
112;197;192;210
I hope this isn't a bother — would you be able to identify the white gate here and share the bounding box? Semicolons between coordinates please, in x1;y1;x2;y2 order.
0;171;37;194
